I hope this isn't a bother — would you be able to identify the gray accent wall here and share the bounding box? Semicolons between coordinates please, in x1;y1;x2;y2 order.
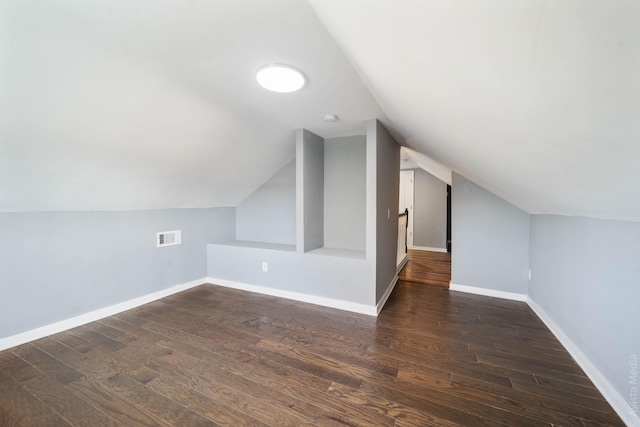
207;244;371;305
236;159;296;245
296;129;324;253
0;208;235;339
369;120;401;302
324;136;366;251
451;173;529;294
529;214;640;406
208;123;401;309
413;168;447;249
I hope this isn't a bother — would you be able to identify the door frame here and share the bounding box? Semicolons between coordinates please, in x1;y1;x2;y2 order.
446;184;452;253
399;170;414;247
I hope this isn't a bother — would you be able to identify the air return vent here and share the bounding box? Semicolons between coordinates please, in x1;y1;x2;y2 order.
157;230;181;247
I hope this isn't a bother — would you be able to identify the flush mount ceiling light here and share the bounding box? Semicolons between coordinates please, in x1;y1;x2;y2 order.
323;114;339;123
256;63;305;93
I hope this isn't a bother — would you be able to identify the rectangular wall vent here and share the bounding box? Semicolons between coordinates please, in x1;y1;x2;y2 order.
157;230;181;247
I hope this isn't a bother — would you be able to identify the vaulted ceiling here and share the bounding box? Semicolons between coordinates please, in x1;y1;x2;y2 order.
2;0;639;220
1;0;383;211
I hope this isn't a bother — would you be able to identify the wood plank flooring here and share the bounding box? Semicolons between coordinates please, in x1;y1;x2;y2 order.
0;282;624;426
399;249;451;287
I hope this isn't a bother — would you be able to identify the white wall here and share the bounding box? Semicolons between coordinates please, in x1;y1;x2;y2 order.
324;135;366;251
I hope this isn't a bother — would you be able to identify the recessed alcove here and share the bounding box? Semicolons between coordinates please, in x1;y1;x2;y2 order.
297;129;366;257
207;119;400;312
230;128;367;258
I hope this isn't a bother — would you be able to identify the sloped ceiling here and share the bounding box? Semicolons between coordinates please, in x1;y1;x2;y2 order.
310;0;640;220
3;0;639;220
0;0;382;211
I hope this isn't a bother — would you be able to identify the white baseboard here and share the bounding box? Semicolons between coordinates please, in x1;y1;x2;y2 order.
376;274;399;315
207;277;378;317
0;278;208;352
449;282;527;302
449;283;639;424
397;255;408;272
527;297;640;427
409;246;448;253
5;274;633;425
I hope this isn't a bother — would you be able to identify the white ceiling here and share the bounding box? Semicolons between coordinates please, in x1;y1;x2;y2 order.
310;0;640;220
2;0;639;220
0;0;382;211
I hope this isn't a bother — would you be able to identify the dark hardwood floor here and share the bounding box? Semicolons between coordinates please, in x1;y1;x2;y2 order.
0;282;624;426
399;249;451;287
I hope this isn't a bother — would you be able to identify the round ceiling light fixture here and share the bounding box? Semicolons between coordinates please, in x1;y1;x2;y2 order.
256;63;305;93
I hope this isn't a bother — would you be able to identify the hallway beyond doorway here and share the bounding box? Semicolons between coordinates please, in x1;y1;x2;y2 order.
399;249;451;288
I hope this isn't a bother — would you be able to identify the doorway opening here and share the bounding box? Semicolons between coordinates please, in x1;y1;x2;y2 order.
397;166;451;288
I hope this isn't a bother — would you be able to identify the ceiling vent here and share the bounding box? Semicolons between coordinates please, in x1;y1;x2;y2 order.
157;230;181;247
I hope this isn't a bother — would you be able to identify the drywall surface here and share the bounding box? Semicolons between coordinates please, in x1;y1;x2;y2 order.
413;168;447;249
207;243;372;306
451;173;529;294
236;159;296;245
529;214;640;416
369;120;400;302
297;129;324;252
0;208;234;338
324;135;366;251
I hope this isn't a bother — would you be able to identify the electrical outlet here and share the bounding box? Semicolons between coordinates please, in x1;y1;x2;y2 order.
262;261;268;272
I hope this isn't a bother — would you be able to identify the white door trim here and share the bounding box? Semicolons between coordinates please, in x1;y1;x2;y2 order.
400;170;414;246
